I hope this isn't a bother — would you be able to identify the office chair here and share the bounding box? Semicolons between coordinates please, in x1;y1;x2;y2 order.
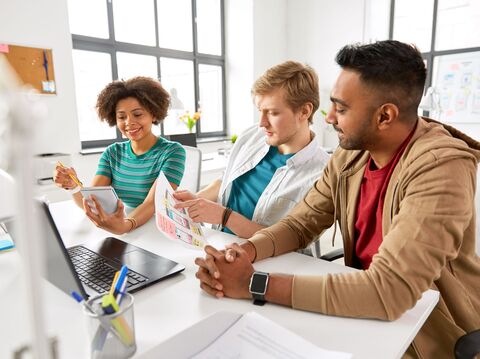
178;146;202;192
454;329;480;359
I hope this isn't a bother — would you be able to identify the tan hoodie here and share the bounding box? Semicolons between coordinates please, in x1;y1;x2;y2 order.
249;117;480;358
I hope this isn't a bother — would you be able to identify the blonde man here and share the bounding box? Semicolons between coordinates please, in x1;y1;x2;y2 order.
174;61;329;246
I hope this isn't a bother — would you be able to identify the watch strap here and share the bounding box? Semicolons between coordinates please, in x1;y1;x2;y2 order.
253;297;266;306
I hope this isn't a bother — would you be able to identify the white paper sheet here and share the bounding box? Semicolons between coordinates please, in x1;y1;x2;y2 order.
193;312;352;359
154;172;207;248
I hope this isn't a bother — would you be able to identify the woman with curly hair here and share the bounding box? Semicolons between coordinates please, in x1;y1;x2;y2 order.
53;76;186;234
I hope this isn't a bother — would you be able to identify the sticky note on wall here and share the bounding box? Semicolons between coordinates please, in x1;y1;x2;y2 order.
0;44;9;53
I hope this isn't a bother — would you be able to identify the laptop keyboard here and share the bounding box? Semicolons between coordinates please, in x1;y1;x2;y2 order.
68;246;148;293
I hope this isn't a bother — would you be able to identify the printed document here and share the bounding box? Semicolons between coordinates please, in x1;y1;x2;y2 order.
154;172;207;248
193;311;352;359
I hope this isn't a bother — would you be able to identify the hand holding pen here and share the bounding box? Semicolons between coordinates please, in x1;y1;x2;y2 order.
53;161;83;190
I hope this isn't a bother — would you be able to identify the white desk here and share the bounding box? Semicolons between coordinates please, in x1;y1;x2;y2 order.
0;200;439;359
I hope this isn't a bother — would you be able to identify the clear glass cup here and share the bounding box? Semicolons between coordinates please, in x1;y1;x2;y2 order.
84;293;136;359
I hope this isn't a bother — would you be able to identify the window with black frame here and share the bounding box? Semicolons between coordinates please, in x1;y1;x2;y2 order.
67;0;226;150
390;0;480;124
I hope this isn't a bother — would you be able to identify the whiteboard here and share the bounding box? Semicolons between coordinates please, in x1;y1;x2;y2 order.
432;51;480;123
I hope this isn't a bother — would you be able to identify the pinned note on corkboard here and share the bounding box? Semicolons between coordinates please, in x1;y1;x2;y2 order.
1;43;57;94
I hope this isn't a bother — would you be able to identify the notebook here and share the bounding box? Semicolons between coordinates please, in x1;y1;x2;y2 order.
8;200;185;299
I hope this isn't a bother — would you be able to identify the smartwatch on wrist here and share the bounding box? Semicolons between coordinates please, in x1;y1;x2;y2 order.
249;271;269;306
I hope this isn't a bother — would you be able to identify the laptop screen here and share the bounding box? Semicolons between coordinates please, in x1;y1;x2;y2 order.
6;201;87;299
40;201;88;298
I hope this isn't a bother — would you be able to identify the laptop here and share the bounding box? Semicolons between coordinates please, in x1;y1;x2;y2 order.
8;200;185;299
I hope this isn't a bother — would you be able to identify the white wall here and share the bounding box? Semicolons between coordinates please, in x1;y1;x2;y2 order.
0;0;80;155
224;0;255;137
286;0;369;147
225;0;289;137
253;0;288;79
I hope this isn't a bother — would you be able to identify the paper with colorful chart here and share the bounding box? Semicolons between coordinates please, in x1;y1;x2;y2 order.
154;172;207;248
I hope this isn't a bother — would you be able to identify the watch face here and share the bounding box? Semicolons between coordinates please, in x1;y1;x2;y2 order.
250;272;268;294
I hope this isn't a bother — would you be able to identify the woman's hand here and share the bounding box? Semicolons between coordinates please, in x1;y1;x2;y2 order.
83;195;131;235
53;164;79;190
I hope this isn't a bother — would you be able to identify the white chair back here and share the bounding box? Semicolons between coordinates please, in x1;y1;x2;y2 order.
179;146;202;192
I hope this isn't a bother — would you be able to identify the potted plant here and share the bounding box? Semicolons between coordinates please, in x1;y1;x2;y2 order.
179;111;201;133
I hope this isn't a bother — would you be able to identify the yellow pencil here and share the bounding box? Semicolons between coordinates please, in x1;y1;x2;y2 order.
110;271;120;295
57;161;83;188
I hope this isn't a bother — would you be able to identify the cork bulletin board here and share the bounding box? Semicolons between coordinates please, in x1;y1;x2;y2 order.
0;43;57;94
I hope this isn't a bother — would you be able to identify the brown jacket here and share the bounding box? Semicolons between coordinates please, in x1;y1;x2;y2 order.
249;118;480;358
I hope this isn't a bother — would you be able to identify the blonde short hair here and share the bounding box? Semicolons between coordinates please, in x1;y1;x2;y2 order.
252;61;319;123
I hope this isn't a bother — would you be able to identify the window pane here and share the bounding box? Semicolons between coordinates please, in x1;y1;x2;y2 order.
196;0;222;55
112;0;156;46
198;64;223;133
72;50;116;141
431;51;480;123
116;53;160;136
157;0;193;51
117;52;158;80
67;0;109;38
435;0;480;51
392;0;434;52
160;58;195;135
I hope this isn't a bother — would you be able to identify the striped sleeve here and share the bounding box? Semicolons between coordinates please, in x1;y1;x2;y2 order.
96;147;112;179
161;143;186;186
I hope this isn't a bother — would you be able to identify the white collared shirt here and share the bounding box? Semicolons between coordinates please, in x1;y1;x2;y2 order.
216;125;330;229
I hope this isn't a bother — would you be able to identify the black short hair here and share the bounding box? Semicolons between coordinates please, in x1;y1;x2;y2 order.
335;40;426;119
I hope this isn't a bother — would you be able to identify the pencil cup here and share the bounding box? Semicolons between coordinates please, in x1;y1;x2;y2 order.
84;293;137;359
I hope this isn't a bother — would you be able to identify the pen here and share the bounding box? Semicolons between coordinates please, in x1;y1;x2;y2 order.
114;265;128;298
110;271;120;295
43;50;49;82
57;161;83;188
103;266;127;315
116;275;128;305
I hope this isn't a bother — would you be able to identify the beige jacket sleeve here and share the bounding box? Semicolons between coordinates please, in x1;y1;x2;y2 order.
251;154;476;321
248;157;338;261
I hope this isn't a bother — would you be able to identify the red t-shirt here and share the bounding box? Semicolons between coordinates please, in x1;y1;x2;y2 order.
354;128;415;269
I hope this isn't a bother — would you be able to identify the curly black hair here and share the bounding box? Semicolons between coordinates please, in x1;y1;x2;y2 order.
96;76;170;126
336;40;427;119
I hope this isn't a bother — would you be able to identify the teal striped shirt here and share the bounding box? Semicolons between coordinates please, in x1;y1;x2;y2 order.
96;137;185;208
